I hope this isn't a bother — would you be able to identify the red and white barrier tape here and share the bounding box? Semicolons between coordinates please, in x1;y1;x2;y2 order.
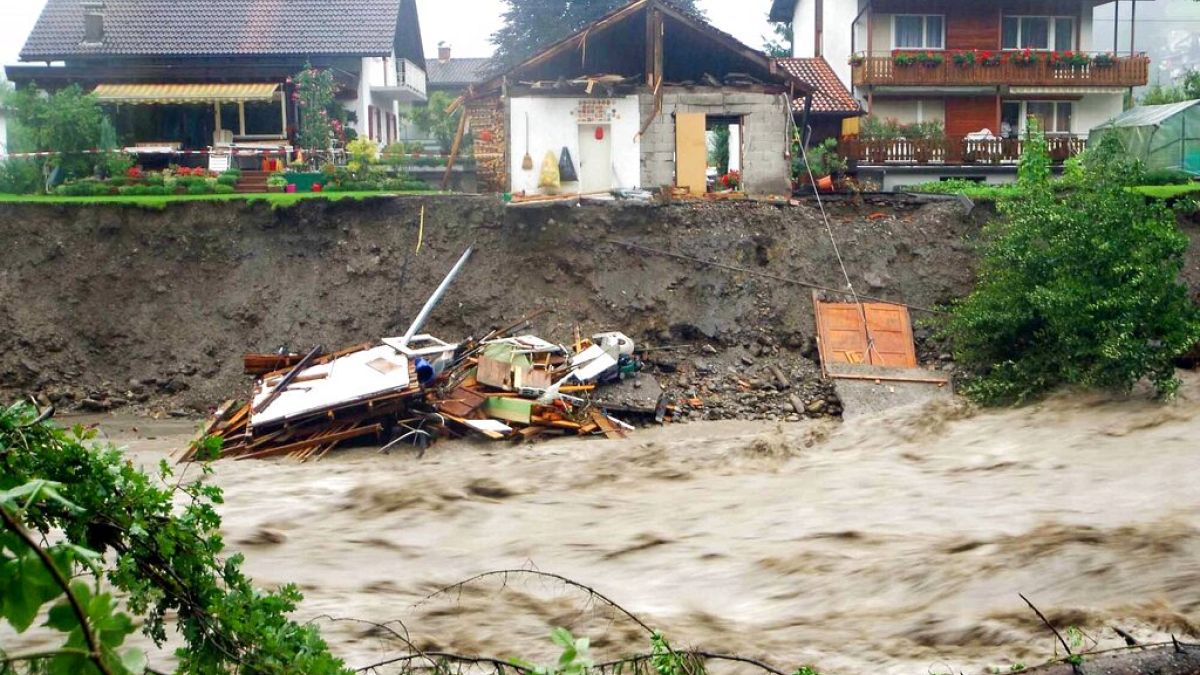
6;147;292;159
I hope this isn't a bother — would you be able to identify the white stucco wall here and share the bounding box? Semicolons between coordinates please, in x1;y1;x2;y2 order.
824;1;857;90
508;95;641;194
1073;93;1125;134
793;0;816;59
1079;0;1095;52
343;55;409;146
792;0;860;91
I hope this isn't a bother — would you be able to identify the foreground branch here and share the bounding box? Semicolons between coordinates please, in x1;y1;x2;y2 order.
0;505;114;675
419;569;657;637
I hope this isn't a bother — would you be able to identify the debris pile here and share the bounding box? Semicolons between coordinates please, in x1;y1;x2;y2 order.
181;249;678;463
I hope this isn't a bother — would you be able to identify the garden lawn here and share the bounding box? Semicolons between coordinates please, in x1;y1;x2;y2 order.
0;190;441;209
1132;183;1200;199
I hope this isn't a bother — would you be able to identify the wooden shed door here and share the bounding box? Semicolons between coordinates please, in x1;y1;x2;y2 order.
675;113;707;195
815;301;918;368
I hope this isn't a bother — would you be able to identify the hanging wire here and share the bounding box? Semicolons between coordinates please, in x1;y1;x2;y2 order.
797;124;886;365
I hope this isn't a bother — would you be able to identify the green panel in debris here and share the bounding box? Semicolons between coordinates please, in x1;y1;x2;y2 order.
484;396;534;425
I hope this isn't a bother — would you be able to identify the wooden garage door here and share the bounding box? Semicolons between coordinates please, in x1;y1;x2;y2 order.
815;301;918;368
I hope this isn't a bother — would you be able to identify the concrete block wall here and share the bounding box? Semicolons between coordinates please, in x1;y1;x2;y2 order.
639;87;793;196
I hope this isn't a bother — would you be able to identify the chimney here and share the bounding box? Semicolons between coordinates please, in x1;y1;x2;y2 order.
82;0;105;44
438;42;451;63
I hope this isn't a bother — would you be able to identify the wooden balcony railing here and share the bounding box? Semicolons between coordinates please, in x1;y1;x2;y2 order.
852;53;1149;88
840;135;1087;166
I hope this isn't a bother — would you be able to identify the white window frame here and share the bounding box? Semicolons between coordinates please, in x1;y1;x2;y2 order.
1018;101;1074;135
891;14;945;50
1001;15;1076;51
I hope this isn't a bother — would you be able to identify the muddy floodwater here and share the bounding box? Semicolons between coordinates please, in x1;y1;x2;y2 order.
23;374;1200;674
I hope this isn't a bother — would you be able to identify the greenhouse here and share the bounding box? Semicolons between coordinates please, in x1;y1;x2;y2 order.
1088;100;1200;175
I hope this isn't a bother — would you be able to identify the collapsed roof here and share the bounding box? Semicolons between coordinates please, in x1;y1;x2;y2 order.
474;0;811;96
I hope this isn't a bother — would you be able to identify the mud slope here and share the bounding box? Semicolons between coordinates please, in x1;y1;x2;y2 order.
2;195;978;407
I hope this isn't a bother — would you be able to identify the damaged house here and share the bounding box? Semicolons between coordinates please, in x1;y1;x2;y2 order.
464;0;813;197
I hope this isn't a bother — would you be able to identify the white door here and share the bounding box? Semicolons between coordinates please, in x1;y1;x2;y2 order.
578;124;612;192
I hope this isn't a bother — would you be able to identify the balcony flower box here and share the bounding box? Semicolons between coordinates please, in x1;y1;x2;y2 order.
979;51;1004;67
1010;49;1039;67
1092;53;1118;67
1049;51;1091;69
893;50;944;68
849;54;866;67
951;50;977;67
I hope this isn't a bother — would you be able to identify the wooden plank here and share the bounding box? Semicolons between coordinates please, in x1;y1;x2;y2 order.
437;386;489;419
252;345;323;414
590;410;627;440
234;423;383;461
675;112;707;196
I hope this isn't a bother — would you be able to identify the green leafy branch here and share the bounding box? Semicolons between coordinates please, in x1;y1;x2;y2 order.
0;480;144;675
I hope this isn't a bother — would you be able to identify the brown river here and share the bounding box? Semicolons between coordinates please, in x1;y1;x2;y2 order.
14;373;1200;674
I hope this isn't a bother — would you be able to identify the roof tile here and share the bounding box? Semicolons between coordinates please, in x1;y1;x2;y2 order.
20;0;404;60
775;57;861;115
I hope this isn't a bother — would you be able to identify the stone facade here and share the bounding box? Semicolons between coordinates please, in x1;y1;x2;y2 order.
467;96;508;193
639;87;793;196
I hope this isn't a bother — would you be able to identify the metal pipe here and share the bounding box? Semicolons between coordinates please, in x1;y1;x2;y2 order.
1113;0;1119;53
401;247;473;346
1130;0;1137;56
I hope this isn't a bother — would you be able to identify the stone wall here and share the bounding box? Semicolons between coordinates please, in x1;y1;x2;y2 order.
467;96;508;193
639;87;793;196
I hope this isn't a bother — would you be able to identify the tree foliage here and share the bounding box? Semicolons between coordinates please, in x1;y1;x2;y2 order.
942;127;1200;404
762;23;793;58
1139;70;1200;105
410;91;464;154
490;0;704;69
0;402;350;674
7;84;108;181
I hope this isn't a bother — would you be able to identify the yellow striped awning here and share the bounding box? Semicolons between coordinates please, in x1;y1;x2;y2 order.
92;83;280;105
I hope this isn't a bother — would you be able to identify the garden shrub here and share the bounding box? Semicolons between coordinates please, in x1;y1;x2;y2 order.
217;173;239;187
143;172;165;187
0;158;43;194
941;129;1200;404
103;152;136;180
118;184;149;196
56;179;110;196
213;184;236;194
1141;168;1193;186
143;185;168;196
186;182;212;195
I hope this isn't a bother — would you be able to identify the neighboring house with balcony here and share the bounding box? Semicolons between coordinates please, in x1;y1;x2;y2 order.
769;0;1151;188
5;0;427;165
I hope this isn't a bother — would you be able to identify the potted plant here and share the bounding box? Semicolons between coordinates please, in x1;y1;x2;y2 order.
892;50;917;67
849;53;866;67
718;170;741;191
266;174;288;193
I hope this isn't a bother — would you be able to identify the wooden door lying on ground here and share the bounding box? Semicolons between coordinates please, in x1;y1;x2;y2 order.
814;300;918;368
